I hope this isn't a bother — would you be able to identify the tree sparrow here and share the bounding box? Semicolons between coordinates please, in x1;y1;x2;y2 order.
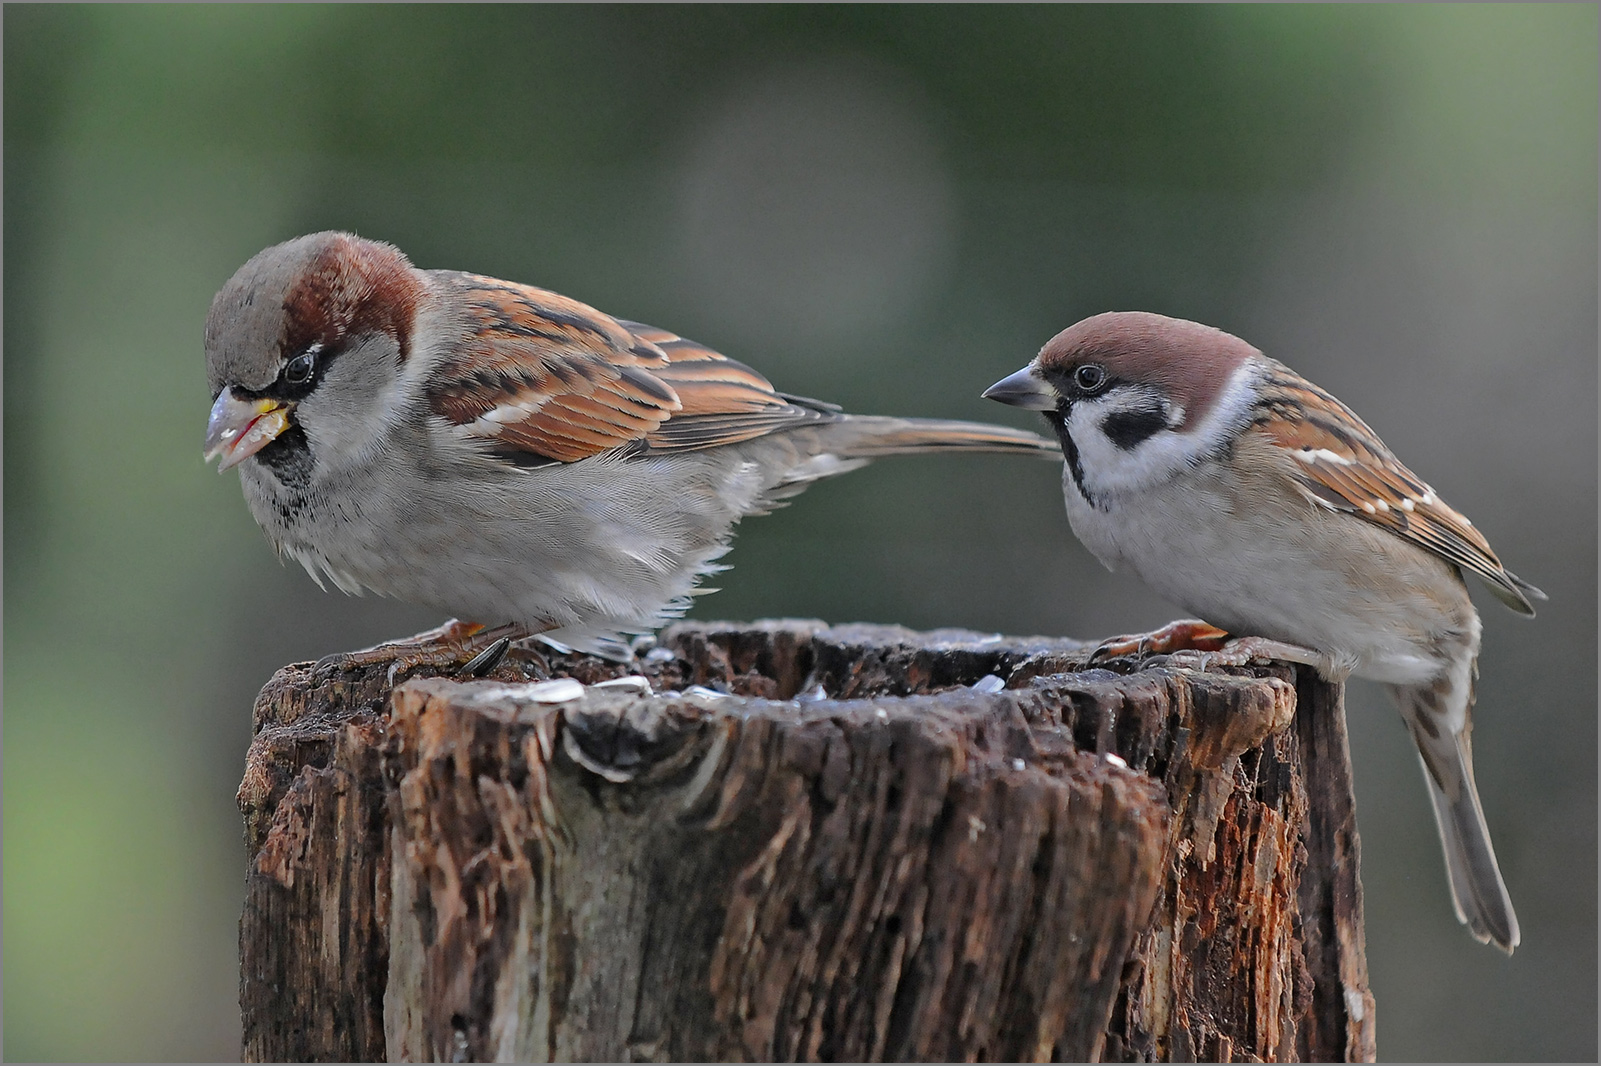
204;232;1055;662
985;310;1543;953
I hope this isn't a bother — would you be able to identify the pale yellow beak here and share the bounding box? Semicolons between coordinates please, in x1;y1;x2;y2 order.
204;389;291;471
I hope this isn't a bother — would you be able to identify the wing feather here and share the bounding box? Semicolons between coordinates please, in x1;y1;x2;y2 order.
1252;362;1541;614
426;280;829;464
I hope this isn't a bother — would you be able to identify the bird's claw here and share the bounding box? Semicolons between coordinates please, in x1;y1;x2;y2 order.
1161;635;1332;675
1088;619;1231;665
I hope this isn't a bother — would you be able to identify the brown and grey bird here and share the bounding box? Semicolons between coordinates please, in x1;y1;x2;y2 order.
204;231;1056;661
985;310;1543;952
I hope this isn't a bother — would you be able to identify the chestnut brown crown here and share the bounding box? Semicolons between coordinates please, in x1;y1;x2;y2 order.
1034;311;1260;429
205;231;421;397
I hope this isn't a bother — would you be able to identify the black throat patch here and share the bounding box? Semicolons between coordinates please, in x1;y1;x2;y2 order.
254;423;316;493
1044;411;1100;510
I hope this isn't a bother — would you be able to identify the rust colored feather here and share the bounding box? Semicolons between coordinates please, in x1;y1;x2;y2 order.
429;287;830;463
1252;365;1529;608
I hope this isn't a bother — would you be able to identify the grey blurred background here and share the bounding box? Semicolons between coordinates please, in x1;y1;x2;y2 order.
4;6;1595;1061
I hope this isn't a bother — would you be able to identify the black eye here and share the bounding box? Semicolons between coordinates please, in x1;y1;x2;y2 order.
284;350;316;385
1074;363;1107;393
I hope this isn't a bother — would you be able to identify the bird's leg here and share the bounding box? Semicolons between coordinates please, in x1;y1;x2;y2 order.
1088;621;1335;677
1089;619;1231;663
1177;636;1338;678
321;620;543;683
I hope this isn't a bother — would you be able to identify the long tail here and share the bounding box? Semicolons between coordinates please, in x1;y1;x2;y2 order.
1392;673;1520;952
819;414;1059;459
753;414;1056;506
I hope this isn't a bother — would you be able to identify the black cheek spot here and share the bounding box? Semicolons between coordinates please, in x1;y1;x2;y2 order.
1101;407;1169;451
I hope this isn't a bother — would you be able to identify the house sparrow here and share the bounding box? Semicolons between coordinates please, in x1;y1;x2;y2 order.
204;232;1055;662
984;311;1543;953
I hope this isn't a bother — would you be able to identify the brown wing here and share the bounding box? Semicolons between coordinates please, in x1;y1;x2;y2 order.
426;274;828;464
1251;362;1542;615
617;320;834;451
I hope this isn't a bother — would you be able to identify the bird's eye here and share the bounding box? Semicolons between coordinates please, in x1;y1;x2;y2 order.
284;350;317;385
1074;363;1107;393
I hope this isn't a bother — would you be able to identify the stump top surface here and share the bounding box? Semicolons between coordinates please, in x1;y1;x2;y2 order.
238;618;1372;1064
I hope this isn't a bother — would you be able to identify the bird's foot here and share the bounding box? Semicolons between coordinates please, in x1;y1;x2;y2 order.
1089;622;1332;677
1156;635;1334;677
1089;619;1231;664
319;620;539;685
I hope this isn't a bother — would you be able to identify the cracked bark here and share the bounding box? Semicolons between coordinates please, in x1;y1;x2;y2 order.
237;620;1374;1062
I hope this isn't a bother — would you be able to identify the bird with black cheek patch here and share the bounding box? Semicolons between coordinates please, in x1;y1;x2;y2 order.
204;231;1059;668
985;310;1543;952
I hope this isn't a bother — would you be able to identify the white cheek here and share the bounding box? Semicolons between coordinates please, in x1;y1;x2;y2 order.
1064;396;1189;496
298;335;411;460
1069;361;1260;499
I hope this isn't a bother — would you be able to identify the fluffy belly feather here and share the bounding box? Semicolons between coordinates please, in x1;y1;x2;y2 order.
241;441;801;653
1061;462;1472;686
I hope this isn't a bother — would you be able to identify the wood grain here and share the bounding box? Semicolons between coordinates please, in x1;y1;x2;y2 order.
238;620;1374;1062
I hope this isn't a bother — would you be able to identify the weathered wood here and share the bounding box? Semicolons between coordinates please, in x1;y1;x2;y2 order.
1287;671;1376;1062
238;619;1374;1062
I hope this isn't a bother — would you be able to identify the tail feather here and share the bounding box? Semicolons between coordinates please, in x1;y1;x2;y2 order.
1419;746;1519;951
1394;676;1520;953
821;415;1060;459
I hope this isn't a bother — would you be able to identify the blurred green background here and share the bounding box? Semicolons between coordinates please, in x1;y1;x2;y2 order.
4;4;1596;1060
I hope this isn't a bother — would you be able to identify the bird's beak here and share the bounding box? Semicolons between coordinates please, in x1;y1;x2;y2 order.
204;388;291;471
982;366;1057;411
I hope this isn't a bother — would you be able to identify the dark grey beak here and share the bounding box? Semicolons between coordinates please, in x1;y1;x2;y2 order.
982;366;1057;411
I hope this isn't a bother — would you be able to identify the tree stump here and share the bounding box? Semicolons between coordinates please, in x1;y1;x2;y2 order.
237;620;1375;1062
